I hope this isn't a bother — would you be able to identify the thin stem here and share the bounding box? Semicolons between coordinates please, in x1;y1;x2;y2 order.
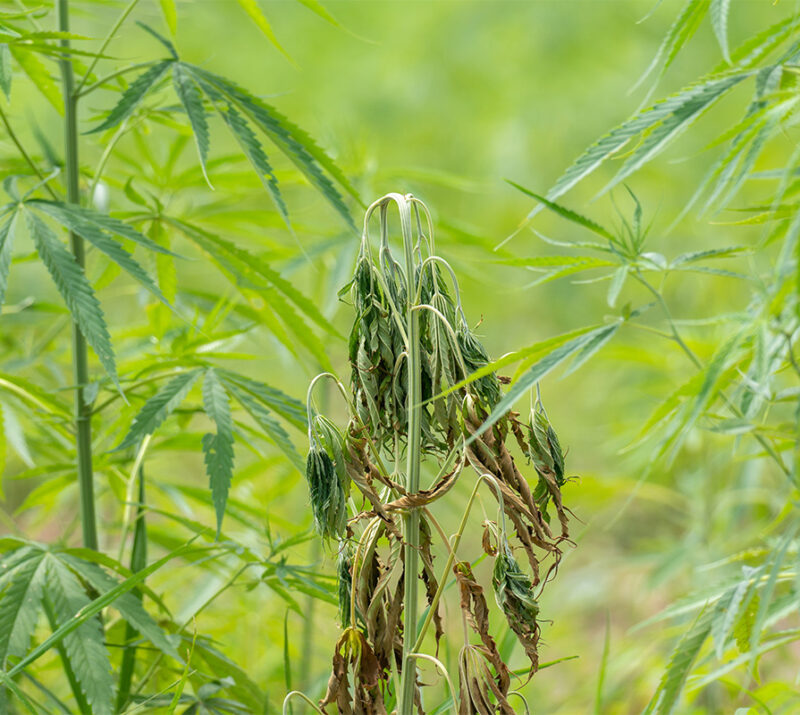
75;0;142;94
399;194;422;715
0;104;59;200
412;473;502;653
58;0;98;551
115;463;148;713
282;692;326;715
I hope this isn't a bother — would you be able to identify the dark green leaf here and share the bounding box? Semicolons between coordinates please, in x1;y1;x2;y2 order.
26;210;118;387
173;63;211;184
117;369;203;450
201;369;235;534
87;59;173;134
44;555;113;715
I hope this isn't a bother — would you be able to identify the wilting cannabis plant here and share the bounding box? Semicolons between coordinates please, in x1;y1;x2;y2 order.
289;193;576;714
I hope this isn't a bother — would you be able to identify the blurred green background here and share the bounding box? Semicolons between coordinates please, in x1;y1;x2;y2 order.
3;0;796;712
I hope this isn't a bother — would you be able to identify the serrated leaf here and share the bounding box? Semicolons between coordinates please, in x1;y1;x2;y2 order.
59;554;180;662
647;606;715;715
671;246;748;265
0;211;16;307
117;369;202;450
44;555;113;715
0;548;46;666
468;323;620;442
136;21;178;59
7;543;199;679
186;66;356;228
0;43;11;98
712;567;759;659
508;180;615;239
9;45;61;113
215;370;305;429
173;63;211;185
235;0;292;62
29;200;178;256
159;0;177;34
223;379;302;470
87;59;173;134
26;210;118;387
30;206;168;306
201;369;235;534
544;72;752;209
188;71;289;225
710;0;732;63
2;401;33;467
602;72;749;195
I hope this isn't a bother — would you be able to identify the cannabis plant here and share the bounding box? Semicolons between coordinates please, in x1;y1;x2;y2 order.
289;193;576;714
0;0;356;711
499;2;800;711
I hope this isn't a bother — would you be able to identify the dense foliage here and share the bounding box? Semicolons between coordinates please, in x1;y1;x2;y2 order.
0;1;799;713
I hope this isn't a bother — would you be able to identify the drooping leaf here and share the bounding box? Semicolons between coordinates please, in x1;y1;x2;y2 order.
185;66;356;228
87;59;173;134
201;369;235;534
172;63;211;184
26;210;118;387
117;369;203;450
44;555;113;715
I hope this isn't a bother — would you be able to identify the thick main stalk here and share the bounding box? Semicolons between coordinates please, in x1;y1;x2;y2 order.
58;0;98;551
399;199;422;715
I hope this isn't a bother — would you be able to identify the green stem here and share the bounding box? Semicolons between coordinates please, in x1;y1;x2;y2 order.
115;463;147;713
399;196;421;715
58;0;98;551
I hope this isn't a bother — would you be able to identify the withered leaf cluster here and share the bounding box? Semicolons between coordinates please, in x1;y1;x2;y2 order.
301;195;577;714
